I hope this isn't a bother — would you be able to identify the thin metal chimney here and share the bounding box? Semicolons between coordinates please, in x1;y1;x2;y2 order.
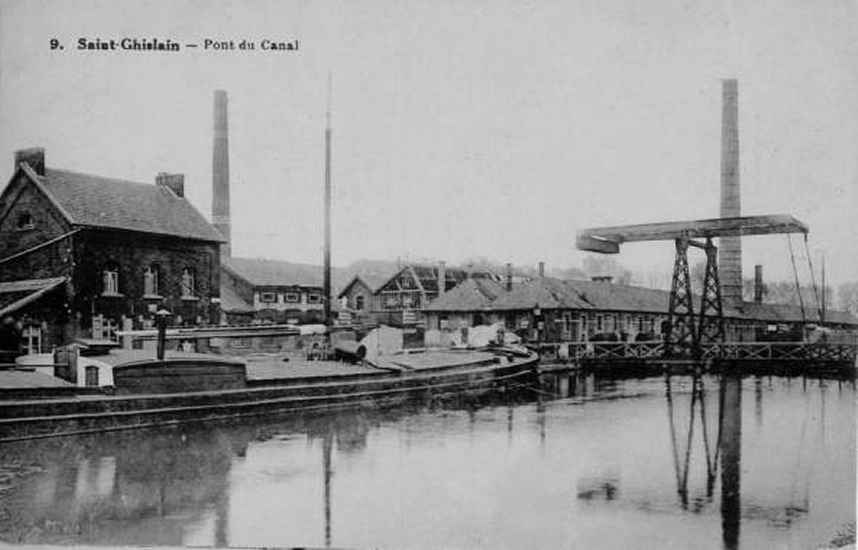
212;90;231;258
719;79;742;307
505;263;513;292
753;264;763;304
537;261;545;278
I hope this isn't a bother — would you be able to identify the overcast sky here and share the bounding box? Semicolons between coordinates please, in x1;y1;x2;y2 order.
1;0;856;287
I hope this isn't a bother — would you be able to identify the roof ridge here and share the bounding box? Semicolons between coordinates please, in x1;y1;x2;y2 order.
45;167;159;190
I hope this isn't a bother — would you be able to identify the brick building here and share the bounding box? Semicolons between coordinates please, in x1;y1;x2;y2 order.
0;148;224;353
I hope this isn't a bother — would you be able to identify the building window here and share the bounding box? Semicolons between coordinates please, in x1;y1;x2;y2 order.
15;212;34;230
180;268;195;298
143;265;160;296
605;315;615;332
284;292;300;303
596;314;603;332
22;325;41;354
84;366;99;387
102;264;120;295
307;293;322;304
260;292;277;303
355;295;365;311
402;293;414;307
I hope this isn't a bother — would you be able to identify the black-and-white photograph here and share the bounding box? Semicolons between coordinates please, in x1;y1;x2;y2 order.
0;1;856;549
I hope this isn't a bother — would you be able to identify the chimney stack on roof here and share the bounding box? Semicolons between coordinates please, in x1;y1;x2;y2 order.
505;262;513;292
592;275;613;284
719;79;743;307
212;90;231;258
437;261;447;295
14;148;45;176
754;264;764;304
156;172;185;197
537;261;545;278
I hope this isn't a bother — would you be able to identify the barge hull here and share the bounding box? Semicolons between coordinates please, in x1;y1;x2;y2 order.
0;357;537;442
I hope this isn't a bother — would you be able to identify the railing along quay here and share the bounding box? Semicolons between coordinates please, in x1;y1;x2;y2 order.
532;341;858;365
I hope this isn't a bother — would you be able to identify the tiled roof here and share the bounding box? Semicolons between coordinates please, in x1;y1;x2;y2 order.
219;284;254;313
32;168;224;243
489;277;594;311
224;257;323;287
425;278;506;311
568;279;670;313
0;277;67;316
736;302;858;325
458;275;858;326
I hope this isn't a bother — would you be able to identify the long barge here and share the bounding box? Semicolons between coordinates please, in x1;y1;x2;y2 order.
0;347;539;442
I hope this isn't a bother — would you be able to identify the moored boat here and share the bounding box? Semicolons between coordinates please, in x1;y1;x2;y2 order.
0;345;539;442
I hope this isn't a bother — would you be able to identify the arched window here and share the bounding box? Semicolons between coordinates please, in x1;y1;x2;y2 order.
102;263;120;295
143;265;160;296
355;295;365;311
180;268;195;298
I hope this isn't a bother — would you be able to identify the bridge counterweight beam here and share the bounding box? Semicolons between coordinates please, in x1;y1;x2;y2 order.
698;238;726;347
666;238;697;358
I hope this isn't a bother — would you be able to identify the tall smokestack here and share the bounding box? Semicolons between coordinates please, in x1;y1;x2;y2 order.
212;90;231;258
437;261;446;295
720;79;742;307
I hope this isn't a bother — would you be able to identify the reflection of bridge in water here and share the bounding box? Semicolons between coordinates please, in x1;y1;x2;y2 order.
538;371;845;550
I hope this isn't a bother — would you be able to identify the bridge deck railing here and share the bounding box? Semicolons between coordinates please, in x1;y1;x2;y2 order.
535;341;857;363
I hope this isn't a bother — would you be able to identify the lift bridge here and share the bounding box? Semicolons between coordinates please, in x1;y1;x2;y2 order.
576;215;808;359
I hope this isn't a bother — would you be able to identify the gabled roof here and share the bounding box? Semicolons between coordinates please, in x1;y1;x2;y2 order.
337;273;391;298
0;277;67;316
425;278;506;311
377;264;470;294
17;165;225;243
223;257;323;288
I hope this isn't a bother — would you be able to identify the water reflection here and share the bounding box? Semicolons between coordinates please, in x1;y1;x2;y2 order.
0;371;854;549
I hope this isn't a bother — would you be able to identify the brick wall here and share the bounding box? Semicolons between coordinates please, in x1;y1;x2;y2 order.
0;173;73;260
72;229;221;329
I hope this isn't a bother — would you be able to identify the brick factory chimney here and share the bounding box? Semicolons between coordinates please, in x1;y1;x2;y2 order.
14;147;45;176
212;90;231;258
537;261;545;278
156;172;184;197
505;263;513;291
437;261;447;295
754;264;764;304
719;79;742;307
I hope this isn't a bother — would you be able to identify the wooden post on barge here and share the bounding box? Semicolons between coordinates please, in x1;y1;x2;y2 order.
155;308;170;360
323;73;333;344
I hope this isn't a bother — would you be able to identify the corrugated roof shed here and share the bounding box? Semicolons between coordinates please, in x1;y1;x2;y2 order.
33;168;225;243
425;278;506;311
223;257;323;287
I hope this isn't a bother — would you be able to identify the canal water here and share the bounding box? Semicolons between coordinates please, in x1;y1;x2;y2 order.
0;373;854;549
